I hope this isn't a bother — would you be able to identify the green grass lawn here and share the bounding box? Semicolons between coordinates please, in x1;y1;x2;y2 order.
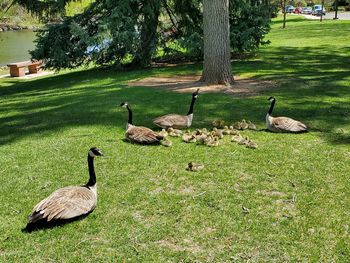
0;17;349;262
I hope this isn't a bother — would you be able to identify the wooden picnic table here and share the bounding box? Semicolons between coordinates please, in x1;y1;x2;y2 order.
7;60;43;77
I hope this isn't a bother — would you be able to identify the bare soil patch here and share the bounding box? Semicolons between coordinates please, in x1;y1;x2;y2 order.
155;239;202;253
0;70;54;79
128;75;277;96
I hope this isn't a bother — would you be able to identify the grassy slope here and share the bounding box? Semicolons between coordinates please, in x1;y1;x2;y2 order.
0;17;349;262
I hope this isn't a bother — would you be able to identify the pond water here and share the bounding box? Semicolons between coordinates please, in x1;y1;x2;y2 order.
0;30;36;66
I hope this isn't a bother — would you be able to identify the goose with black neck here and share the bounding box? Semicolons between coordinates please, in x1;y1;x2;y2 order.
153;89;200;129
266;96;307;133
121;102;165;144
25;147;103;231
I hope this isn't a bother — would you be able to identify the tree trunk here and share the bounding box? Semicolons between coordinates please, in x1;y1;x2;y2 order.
334;0;339;19
282;0;286;28
200;0;234;85
131;0;160;67
320;0;325;22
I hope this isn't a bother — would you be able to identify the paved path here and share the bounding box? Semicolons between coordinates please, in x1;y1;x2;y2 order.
302;12;350;20
0;71;54;79
323;12;350;20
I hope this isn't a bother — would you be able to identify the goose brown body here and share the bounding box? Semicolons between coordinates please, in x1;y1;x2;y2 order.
266;97;307;133
153;89;199;129
266;115;307;133
153;114;191;129
121;102;164;144
27;147;103;226
28;186;96;223
125;123;164;144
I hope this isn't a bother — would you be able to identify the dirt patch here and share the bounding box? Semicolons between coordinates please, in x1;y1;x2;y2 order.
128;75;277;96
149;187;163;196
258;190;287;197
155;239;202;253
178;186;195;195
0;70;54;79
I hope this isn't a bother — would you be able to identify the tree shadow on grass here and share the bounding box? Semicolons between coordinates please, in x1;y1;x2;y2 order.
0;44;349;146
234;45;350;145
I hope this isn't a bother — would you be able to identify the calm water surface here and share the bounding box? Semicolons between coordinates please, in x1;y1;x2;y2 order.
0;30;36;66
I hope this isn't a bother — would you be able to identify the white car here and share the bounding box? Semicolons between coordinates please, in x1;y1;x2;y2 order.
302;7;313;15
313;5;326;16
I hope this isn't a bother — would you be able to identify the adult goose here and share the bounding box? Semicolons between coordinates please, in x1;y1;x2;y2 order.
121;102;164;144
266;96;307;133
153;89;200;129
26;147;103;229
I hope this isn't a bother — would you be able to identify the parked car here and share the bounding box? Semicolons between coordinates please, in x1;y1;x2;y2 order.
285;5;295;13
302;7;313;14
313;5;326;15
294;7;303;14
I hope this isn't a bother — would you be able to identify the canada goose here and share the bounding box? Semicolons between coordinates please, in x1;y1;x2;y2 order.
121;102;164;144
160;138;173;147
167;127;183;137
231;134;245;144
182;132;196;143
231;135;258;148
246;139;258;149
212;119;226;128
233;121;242;130
241;119;249;130
229;126;240;135
158;129;168;138
233;119;249;130
247;121;257;130
186;162;204;172
26;147;103;229
205;136;219;147
222;126;231;135
238;136;249;145
211;127;224;139
193;128;208;136
266;97;307;133
153;89;199;129
195;133;208;145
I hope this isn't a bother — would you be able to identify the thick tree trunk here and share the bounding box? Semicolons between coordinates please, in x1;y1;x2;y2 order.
200;0;234;85
131;0;160;67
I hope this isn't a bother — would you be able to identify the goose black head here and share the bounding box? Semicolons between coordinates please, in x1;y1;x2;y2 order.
268;96;275;102
88;147;103;157
193;89;200;99
120;102;128;108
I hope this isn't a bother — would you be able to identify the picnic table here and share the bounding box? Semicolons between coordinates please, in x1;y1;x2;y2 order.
7;60;43;77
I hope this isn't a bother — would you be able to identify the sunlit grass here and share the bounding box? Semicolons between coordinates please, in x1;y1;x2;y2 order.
0;17;349;261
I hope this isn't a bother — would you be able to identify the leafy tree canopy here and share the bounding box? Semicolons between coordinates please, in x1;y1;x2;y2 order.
21;0;275;69
13;0;75;20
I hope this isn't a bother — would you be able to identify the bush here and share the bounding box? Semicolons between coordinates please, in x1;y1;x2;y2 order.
30;0;273;69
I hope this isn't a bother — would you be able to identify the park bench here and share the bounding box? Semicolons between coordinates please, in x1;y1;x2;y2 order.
7;60;43;77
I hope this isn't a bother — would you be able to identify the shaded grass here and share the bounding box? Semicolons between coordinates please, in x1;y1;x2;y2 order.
0;16;349;261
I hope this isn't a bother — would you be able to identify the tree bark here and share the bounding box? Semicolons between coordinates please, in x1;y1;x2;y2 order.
200;0;234;85
282;0;286;28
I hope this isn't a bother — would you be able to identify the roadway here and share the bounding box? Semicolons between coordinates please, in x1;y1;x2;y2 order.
301;12;350;20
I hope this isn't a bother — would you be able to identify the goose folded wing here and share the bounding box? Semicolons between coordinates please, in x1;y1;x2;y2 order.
31;186;96;222
273;117;307;132
154;114;187;127
127;126;162;143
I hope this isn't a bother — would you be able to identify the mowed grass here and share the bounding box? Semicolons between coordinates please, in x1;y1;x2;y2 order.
0;17;349;262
